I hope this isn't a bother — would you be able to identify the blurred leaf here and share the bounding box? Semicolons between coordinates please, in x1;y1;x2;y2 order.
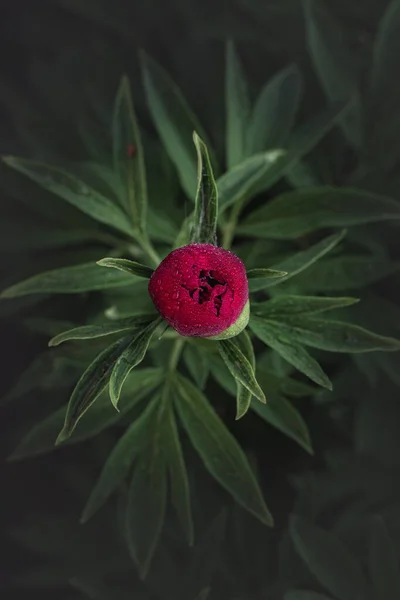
56;333;137;443
226;40;250;168
175;374;273;525
164;401;194;545
97;257;154;278
369;516;400;600
1;262;139;298
9;368;163;460
249;230;346;292
252;295;359;318
250;317;332;389
184;343;209;389
1;353;53;406
218;338;265;403
109;316;162;408
49;315;156;346
287;160;321;189
148;206;179;243
81;396;158;523
285;592;335;600
191;132;218;244
174;212;194;249
247;64;302;154
304;0;361;147
112;75;147;231
194;588;211;600
239;187;400;239
246;268;287;279
290;516;369;600
140;52;214;200
2;157;135;236
126;402;167;579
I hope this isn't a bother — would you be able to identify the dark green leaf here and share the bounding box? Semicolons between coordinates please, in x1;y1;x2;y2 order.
175;374;273;526
56;333;137;443
285;592;335;600
304;0;361;147
225;40;250;169
191;132;218;245
194;588;211;600
48;315;156;347
247;64;302;154
9;368;163;459
164;401;194;545
233;330;256;420
109;317;162;408
1;262;139;298
140;52;214;199
184;343;209;390
252;295;359;318
81;397;158;523
369;515;400;600
2;157;135;236
249;230;346;292
218;338;265;403
249;317;332;389
290;516;369;600
246;268;287;280
97;257;154;279
239;187;400;239
112;75;147;231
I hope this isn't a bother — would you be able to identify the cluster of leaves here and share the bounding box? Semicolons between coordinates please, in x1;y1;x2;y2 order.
2;1;400;599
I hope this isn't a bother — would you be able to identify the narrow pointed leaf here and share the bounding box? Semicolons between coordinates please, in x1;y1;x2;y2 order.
81;397;158;523
140;52;214;199
250;317;332;390
234;330;256;420
218;338;265;403
290;516;369;600
1;262;139;298
2;157;135;236
112;75;147;230
191;133;218;245
49;315;156;346
56;333;137;443
369;516;400;600
247;64;302;154
175;374;273;526
97;257;154;279
246;268;287;280
252;295;359;318
226;40;250;168
249;230;346;292
164;402;194;545
109;317;162;408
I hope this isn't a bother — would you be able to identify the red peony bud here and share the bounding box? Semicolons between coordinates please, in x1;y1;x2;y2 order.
148;243;249;339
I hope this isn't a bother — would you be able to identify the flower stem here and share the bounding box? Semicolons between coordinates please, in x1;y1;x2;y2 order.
168;338;185;372
222;200;243;249
136;233;161;267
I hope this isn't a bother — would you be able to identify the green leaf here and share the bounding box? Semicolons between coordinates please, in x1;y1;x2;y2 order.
140;52;214;200
264;317;400;353
239;186;400;239
9;368;163;460
247;64;302;154
225;40;250;168
252;295;359;318
246;268;287;280
193;588;211;600
218;338;265;403
249;317;332;390
304;0;361;147
191;132;218;245
112;75;147;231
56;333;137;443
81;397;158;523
1;262;139;298
163;401;194;545
370;0;400;98
369;515;400;600
126;417;167;578
175;374;273;526
290;515;369;600
249;230;346;292
183;343;209;389
233;330;256;420
97;257;154;279
48;315;156;347
285;592;335;600
109;317;162;408
251;393;313;454
218;150;285;213
2;157;135;237
289;256;400;292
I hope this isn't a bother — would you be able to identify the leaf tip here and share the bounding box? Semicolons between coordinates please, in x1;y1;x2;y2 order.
55;428;70;446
